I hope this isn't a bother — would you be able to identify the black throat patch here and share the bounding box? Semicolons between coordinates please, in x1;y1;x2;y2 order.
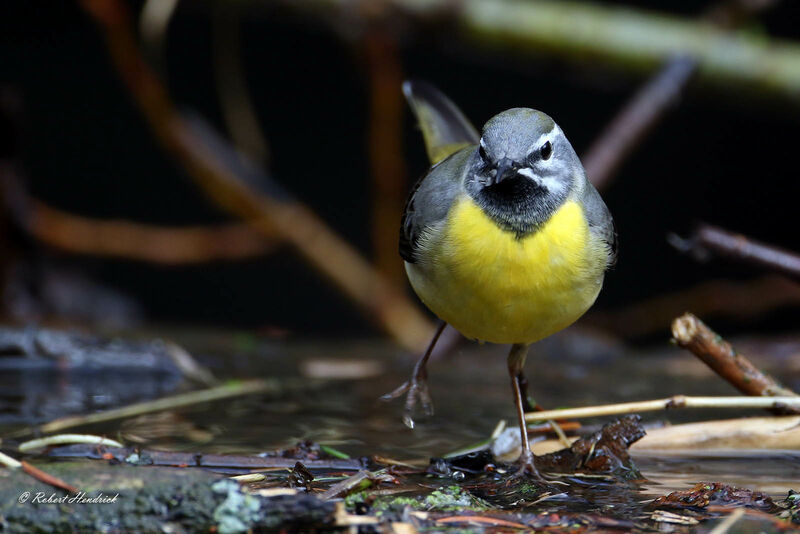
467;175;567;238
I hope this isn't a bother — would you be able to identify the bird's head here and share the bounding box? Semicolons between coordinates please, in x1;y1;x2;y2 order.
466;108;584;235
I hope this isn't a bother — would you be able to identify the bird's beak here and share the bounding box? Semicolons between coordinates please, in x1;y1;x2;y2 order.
492;158;517;185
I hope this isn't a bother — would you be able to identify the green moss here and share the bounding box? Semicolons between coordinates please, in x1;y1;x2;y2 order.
423;486;489;511
346;485;490;518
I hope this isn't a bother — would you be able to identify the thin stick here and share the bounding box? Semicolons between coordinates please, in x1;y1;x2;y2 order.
525;395;800;423
19;434;124;453
320;470;371;501
20;461;79;494
669;224;800;281
32;379;280;436
708;508;746;534
671;313;799;405
0;450;22;469
584;55;696;190
1;451;79;493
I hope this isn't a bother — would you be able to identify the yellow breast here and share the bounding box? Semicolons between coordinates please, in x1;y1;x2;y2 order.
406;197;607;344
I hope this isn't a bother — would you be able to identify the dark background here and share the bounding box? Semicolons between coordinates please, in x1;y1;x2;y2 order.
1;1;799;339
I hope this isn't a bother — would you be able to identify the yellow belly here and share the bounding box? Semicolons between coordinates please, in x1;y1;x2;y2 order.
407;197;607;344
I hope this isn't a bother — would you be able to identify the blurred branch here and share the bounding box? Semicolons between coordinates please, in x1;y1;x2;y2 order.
585;275;800;338
669;224;800;281
0;164;279;264
363;30;407;286
138;0;180;76
80;0;434;352
583;56;696;189
282;0;800;104
29;200;279;265
583;0;777;189
212;3;271;164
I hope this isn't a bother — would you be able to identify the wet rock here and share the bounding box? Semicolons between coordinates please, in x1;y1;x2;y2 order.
0;460;336;533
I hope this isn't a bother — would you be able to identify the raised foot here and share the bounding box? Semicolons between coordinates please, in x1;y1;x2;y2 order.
380;373;433;429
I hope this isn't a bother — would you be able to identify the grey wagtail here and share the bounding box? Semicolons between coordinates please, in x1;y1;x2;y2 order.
384;81;617;480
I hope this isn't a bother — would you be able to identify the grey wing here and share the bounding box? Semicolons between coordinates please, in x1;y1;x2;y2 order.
580;181;618;268
400;147;472;263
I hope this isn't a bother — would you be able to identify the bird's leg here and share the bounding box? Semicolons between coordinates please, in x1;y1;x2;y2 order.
516;369;536;413
507;343;546;481
381;320;447;428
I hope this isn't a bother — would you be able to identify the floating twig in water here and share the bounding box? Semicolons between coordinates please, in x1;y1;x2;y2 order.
320;470;372;501
708;508;746;534
26;379;284;436
525;395;800;423
19;434;124;453
41;443;365;471
671;313;800;412
0;451;22;469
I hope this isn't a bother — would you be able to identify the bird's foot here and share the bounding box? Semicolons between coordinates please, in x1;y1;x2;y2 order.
380;373;433;429
506;450;547;484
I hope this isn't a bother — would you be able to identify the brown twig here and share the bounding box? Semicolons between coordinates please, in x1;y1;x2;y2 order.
364;29;408;287
584;55;696;190
28;199;280;264
20;461;79;494
2;451;79;494
669;224;800;281
79;0;434;352
671;313;800;413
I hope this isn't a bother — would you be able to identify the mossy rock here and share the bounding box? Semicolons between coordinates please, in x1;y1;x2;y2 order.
0;460;335;533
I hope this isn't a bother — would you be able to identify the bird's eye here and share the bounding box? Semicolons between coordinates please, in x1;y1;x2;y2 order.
540;140;553;160
478;144;488;162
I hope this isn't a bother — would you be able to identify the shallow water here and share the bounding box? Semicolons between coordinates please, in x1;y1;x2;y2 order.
2;327;799;503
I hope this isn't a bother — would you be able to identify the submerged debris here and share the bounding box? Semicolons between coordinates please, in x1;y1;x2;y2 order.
428;449;495;478
650;482;778;512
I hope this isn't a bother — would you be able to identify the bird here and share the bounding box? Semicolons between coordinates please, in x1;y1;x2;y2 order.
383;81;617;480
